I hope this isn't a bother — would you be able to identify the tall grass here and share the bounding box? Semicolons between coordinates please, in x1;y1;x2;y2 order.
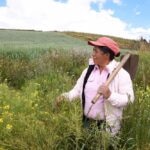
0;49;150;149
134;51;150;88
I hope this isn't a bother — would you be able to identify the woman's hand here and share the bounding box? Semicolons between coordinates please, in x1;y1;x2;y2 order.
98;85;111;99
55;95;65;107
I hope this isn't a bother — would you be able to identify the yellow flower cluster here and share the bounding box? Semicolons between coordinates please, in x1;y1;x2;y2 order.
0;118;3;123
6;124;13;130
31;91;38;98
3;105;10;110
0;104;13;131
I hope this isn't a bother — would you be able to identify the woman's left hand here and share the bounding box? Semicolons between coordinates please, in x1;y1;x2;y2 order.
98;85;111;99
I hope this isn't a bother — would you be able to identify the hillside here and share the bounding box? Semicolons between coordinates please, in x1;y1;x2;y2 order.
63;31;149;50
0;29;150;52
0;29;89;51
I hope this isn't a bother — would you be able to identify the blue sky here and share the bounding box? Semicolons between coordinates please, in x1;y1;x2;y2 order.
0;0;150;40
0;0;6;6
91;0;150;28
113;0;149;28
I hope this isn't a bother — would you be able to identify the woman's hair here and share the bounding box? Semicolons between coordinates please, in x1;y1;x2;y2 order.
98;46;120;61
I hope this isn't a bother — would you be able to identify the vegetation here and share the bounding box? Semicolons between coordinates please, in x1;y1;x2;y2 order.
0;29;150;149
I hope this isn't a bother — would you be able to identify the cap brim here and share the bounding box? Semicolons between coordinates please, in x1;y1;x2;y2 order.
88;41;104;47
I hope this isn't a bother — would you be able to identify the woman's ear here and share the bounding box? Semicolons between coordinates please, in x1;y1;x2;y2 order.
105;53;110;57
105;53;111;61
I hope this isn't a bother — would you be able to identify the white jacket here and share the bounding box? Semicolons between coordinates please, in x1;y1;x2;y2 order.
63;59;134;135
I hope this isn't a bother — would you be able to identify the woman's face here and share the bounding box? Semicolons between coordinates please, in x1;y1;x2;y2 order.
92;46;109;66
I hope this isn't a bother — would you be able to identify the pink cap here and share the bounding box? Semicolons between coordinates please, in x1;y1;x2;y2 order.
88;37;120;56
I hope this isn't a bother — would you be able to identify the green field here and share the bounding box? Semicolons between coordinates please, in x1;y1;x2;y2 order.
0;29;150;150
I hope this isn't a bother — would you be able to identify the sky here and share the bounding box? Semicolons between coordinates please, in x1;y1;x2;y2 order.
0;0;150;40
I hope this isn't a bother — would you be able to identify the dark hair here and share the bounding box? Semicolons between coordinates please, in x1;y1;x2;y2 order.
98;46;118;61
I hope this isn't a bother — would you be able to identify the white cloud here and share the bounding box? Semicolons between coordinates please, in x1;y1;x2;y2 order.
135;11;141;16
112;0;121;5
134;6;141;16
0;0;149;40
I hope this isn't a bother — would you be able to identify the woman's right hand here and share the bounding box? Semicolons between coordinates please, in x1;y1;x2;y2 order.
55;95;65;107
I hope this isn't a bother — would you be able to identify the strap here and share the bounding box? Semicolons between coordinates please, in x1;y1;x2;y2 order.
82;65;95;120
82;65;110;121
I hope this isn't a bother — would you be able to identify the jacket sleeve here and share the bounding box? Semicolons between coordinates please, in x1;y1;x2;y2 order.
107;69;134;107
62;68;88;101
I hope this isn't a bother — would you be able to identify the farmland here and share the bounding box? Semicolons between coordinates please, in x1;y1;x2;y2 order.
0;29;150;150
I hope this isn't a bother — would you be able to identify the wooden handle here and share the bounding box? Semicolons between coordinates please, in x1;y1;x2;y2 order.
91;53;131;104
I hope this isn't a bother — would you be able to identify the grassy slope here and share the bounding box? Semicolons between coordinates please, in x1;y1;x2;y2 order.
63;31;140;50
0;29;90;51
1;29;149;52
0;29;140;51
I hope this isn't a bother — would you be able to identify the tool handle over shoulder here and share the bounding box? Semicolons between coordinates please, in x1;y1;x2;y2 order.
92;53;131;104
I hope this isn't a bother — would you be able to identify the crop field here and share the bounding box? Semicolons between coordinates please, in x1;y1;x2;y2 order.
0;29;149;150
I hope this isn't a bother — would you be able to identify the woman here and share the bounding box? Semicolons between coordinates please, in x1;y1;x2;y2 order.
56;37;134;136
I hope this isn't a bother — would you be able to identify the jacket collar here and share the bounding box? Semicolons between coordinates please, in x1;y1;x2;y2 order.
88;58;119;73
105;59;119;73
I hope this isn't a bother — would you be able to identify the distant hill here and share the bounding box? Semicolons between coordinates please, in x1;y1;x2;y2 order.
63;31;141;50
0;29;150;51
0;29;90;51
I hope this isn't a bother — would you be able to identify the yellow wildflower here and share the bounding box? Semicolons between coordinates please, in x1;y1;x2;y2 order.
34;104;38;107
3;105;10;110
32;91;38;97
44;112;49;115
0;118;3;123
6;124;13;130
